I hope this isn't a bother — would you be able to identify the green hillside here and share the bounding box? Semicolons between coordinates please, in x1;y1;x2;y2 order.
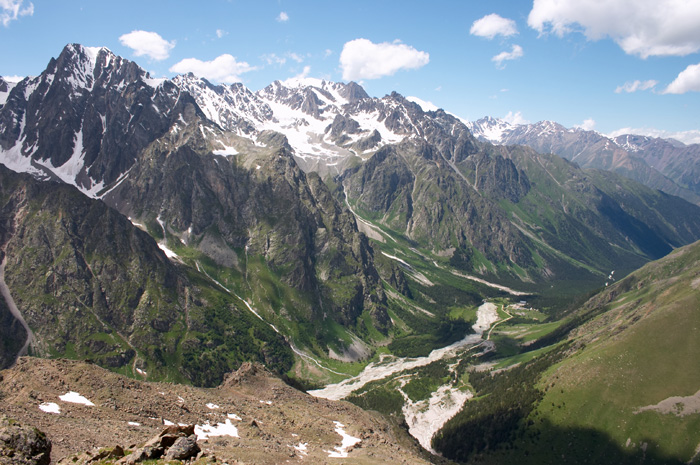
434;239;700;464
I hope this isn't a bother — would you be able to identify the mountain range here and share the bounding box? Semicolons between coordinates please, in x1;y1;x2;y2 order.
1;43;700;463
467;116;700;205
1;43;700;373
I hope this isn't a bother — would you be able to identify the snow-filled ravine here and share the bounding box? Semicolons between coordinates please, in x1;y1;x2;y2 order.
310;302;499;451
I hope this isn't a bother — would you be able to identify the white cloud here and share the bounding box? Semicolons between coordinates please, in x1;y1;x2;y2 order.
492;44;523;68
1;0;33;27
575;118;596;130
277;11;289;22
470;14;518;40
169;54;256;83
608;127;700;145
262;53;286;66
339;38;429;81
615;79;658;93
663;63;700;94
292;66;311;80
324;49;333;58
287;52;304;63
528;0;700;58
119;30;175;61
216;29;227;39
503;111;529;125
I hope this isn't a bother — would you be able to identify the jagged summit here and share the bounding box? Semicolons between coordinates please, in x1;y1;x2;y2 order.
0;43;200;197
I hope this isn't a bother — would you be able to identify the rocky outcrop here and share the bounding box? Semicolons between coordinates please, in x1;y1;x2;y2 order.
0;416;51;465
0;358;431;465
103;115;389;333
343;139;536;273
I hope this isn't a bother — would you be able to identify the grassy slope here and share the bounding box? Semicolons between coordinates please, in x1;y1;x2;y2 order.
528;242;700;464
434;240;700;464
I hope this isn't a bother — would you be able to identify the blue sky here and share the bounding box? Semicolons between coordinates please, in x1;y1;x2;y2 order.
2;0;700;142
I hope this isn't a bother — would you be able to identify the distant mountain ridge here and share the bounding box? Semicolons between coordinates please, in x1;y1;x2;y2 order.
467;116;700;205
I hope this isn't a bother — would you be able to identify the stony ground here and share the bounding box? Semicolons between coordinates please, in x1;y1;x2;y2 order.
0;358;441;464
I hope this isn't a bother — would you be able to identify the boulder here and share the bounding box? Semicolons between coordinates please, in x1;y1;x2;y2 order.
0;416;51;465
163;436;200;461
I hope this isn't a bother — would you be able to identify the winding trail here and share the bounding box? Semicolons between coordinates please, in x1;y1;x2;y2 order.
0;257;34;365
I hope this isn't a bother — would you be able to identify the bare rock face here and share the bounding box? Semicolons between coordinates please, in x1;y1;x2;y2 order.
0;416;51;465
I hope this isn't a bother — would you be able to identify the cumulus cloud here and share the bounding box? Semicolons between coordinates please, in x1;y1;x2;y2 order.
169;54;256;83
663;63;700;94
470;14;518;39
615;80;658;93
492;44;523;68
503;111;529;126
575;118;596;130
608;127;700;145
216;29;227;39
1;0;33;27
277;11;289;22
119;30;175;61
528;0;700;58
340;38;429;81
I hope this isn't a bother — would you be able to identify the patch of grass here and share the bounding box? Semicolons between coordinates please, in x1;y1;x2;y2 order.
346;385;405;418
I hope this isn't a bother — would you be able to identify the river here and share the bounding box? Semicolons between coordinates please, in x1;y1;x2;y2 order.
309;302;499;449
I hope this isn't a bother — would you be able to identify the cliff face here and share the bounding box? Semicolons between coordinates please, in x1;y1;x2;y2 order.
0;166;291;386
104;130;388;331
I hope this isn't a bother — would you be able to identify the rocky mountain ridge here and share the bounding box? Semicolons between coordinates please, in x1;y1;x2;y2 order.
3;44;700;291
3;43;700;386
0;165;293;385
467;116;700;205
0;44;395;366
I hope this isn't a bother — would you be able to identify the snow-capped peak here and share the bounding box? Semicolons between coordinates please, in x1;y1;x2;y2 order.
0;77;20;106
172;73;273;133
59;44;115;92
64;44;113;71
466;116;515;143
406;96;439;112
280;76;327;90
